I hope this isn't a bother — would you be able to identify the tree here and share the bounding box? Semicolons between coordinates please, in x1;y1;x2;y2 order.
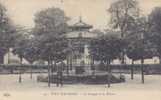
12;31;29;83
89;34;124;87
126;16;155;83
22;34;40;79
89;29;104;74
148;7;161;62
108;0;140;66
0;3;17;64
33;7;69;87
108;0;140;37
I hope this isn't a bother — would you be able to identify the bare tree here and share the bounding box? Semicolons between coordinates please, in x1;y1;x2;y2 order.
109;0;140;37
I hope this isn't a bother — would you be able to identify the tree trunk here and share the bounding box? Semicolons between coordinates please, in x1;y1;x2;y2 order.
120;52;125;76
50;61;53;83
91;57;95;76
66;58;69;76
70;56;73;70
120;34;125;77
141;58;144;84
19;57;22;83
131;60;134;80
52;61;57;83
107;60;111;88
93;58;95;76
30;62;33;79
8;48;10;64
48;60;51;87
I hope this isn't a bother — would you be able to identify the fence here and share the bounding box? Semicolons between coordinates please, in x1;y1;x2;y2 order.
0;64;161;74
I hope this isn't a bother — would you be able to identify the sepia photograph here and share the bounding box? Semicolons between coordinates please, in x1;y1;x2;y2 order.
0;0;161;100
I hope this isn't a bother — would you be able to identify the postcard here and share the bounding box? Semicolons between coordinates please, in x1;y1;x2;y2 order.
0;0;161;100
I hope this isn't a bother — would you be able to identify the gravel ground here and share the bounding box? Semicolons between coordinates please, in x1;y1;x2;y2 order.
0;73;161;100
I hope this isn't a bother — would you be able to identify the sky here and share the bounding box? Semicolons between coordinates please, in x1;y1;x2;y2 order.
0;0;161;30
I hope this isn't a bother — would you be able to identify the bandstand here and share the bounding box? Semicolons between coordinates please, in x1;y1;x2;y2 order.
66;17;98;74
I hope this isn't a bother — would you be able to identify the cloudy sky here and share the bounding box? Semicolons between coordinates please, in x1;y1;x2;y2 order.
0;0;161;30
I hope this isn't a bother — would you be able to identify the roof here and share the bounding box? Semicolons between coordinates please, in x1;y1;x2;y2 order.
69;17;93;29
